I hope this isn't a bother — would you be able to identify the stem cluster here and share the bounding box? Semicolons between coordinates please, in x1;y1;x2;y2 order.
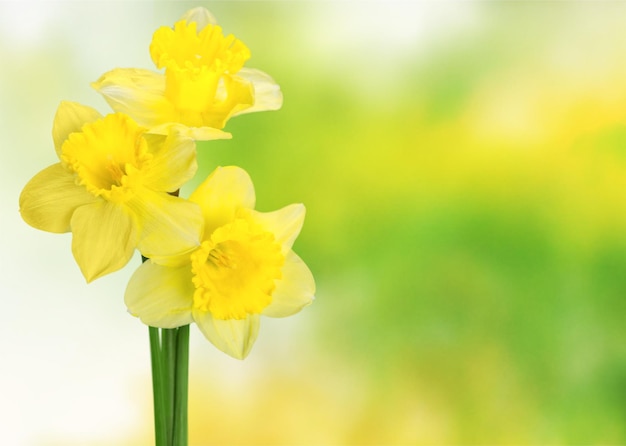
149;326;190;446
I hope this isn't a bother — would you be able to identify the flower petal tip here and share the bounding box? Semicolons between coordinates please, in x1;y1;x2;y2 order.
180;7;218;31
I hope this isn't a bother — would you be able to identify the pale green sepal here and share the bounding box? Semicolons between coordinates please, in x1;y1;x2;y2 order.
125;262;194;328
53;101;103;160
263;251;315;318
92;68;174;130
180;7;217;31
248;203;305;254
189;166;255;237
142;131;197;193
129;188;203;259
232;68;283;116
70;200;136;282
19;163;97;233
193;311;260;360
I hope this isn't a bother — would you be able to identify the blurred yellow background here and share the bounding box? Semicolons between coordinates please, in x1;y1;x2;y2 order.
2;1;626;444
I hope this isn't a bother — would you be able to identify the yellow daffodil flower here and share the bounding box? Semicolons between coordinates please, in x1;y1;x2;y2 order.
92;7;283;141
125;166;315;359
19;101;204;282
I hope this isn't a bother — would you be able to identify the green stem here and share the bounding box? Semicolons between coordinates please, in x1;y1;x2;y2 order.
150;326;190;446
173;325;190;445
149;327;168;446
162;328;178;443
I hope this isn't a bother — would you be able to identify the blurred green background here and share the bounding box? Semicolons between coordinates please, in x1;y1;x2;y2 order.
2;1;626;444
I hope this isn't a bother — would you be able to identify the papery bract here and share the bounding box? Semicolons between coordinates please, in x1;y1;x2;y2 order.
92;7;283;141
19;101;203;282
125;166;315;359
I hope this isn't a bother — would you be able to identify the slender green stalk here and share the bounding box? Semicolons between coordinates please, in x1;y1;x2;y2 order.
162;329;178;443
150;326;190;446
173;325;190;445
149;327;168;446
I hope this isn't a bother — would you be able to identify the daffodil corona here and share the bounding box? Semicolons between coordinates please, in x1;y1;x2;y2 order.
125;166;315;359
92;7;283;140
19;101;203;282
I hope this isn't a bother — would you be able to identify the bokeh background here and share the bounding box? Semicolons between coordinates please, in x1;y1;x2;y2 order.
2;1;626;444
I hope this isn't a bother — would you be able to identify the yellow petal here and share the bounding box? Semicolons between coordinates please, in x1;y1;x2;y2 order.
186;126;232;141
70;200;137;282
92;68;176;130
53;101;103;160
127;188;203;259
232;68;283;116
189;166;255;237
148;123;232;141
142;131;197;193
19;163;97;233
180;7;217;31
263;251;315;318
247;203;305;254
125;261;194;328
193;311;260;359
204;75;254;128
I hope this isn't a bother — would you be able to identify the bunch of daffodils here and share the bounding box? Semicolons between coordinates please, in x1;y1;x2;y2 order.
19;7;314;445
